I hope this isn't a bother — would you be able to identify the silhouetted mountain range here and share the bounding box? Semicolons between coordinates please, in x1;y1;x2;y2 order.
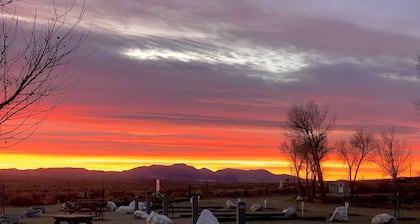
0;163;297;184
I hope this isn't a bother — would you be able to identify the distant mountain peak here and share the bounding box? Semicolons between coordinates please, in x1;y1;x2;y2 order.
0;164;297;184
122;164;295;183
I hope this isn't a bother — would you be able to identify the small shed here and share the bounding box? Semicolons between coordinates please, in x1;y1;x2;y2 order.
328;180;350;194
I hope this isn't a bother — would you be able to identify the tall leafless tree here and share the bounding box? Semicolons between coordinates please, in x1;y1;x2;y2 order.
284;101;336;202
375;128;412;218
0;0;87;145
335;128;377;200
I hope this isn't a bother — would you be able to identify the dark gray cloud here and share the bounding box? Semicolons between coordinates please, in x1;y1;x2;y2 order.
94;112;284;129
14;0;420;146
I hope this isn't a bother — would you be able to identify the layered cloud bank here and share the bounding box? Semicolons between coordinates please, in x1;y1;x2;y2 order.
1;0;420;179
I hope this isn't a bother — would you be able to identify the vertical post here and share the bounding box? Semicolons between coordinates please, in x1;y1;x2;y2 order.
1;184;4;216
102;177;105;199
301;201;304;216
134;195;139;211
295;195;303;211
163;194;169;216
396;192;400;218
156;179;161;194
192;196;199;224
146;193;151;214
236;201;246;224
344;202;349;221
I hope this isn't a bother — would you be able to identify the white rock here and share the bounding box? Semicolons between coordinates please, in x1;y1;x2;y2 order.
282;207;297;217
134;210;149;219
329;206;348;222
116;206;134;214
250;203;263;212
146;211;173;224
226;200;236;209
197;209;219;224
371;213;397;224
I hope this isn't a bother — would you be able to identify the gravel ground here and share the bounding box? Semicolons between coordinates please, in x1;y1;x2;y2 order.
3;195;419;224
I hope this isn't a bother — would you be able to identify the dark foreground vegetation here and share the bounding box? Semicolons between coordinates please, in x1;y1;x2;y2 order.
328;177;420;209
1;174;419;211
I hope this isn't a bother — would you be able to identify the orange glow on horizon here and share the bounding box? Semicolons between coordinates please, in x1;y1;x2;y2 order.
1;152;419;181
0;106;419;181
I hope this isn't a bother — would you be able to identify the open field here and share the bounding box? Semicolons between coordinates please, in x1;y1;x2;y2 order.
0;175;419;223
2;195;419;224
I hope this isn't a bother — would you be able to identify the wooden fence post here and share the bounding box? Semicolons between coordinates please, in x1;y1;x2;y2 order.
237;201;246;224
146;193;151;214
192;196;199;224
163;194;169;216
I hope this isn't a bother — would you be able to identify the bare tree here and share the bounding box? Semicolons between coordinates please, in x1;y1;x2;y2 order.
285;100;336;202
280;138;305;195
335;128;377;200
375;128;412;218
0;1;87;145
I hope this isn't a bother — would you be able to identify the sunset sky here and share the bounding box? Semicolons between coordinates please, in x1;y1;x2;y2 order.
1;0;420;180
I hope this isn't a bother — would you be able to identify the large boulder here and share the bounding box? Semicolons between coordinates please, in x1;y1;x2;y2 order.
329;206;348;222
250;203;263;212
197;209;219;224
226;200;236;209
146;211;173;224
282;207;297;217
371;213;397;224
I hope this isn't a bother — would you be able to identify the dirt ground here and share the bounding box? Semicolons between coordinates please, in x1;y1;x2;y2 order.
4;195;419;224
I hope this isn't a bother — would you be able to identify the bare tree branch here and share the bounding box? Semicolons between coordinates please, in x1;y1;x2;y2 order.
375;128;411;180
0;0;87;146
0;1;13;7
280;138;307;195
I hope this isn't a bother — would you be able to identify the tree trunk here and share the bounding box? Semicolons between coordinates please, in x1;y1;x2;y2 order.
349;181;354;201
348;167;353;201
294;165;303;196
311;174;316;199
393;177;399;218
315;161;326;203
305;168;313;201
296;175;303;195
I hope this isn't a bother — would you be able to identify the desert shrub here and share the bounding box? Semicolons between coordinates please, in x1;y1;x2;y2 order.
353;182;374;193
88;189;105;199
9;192;42;206
54;192;78;203
325;195;346;204
108;189;131;202
352;194;392;208
374;181;393;194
